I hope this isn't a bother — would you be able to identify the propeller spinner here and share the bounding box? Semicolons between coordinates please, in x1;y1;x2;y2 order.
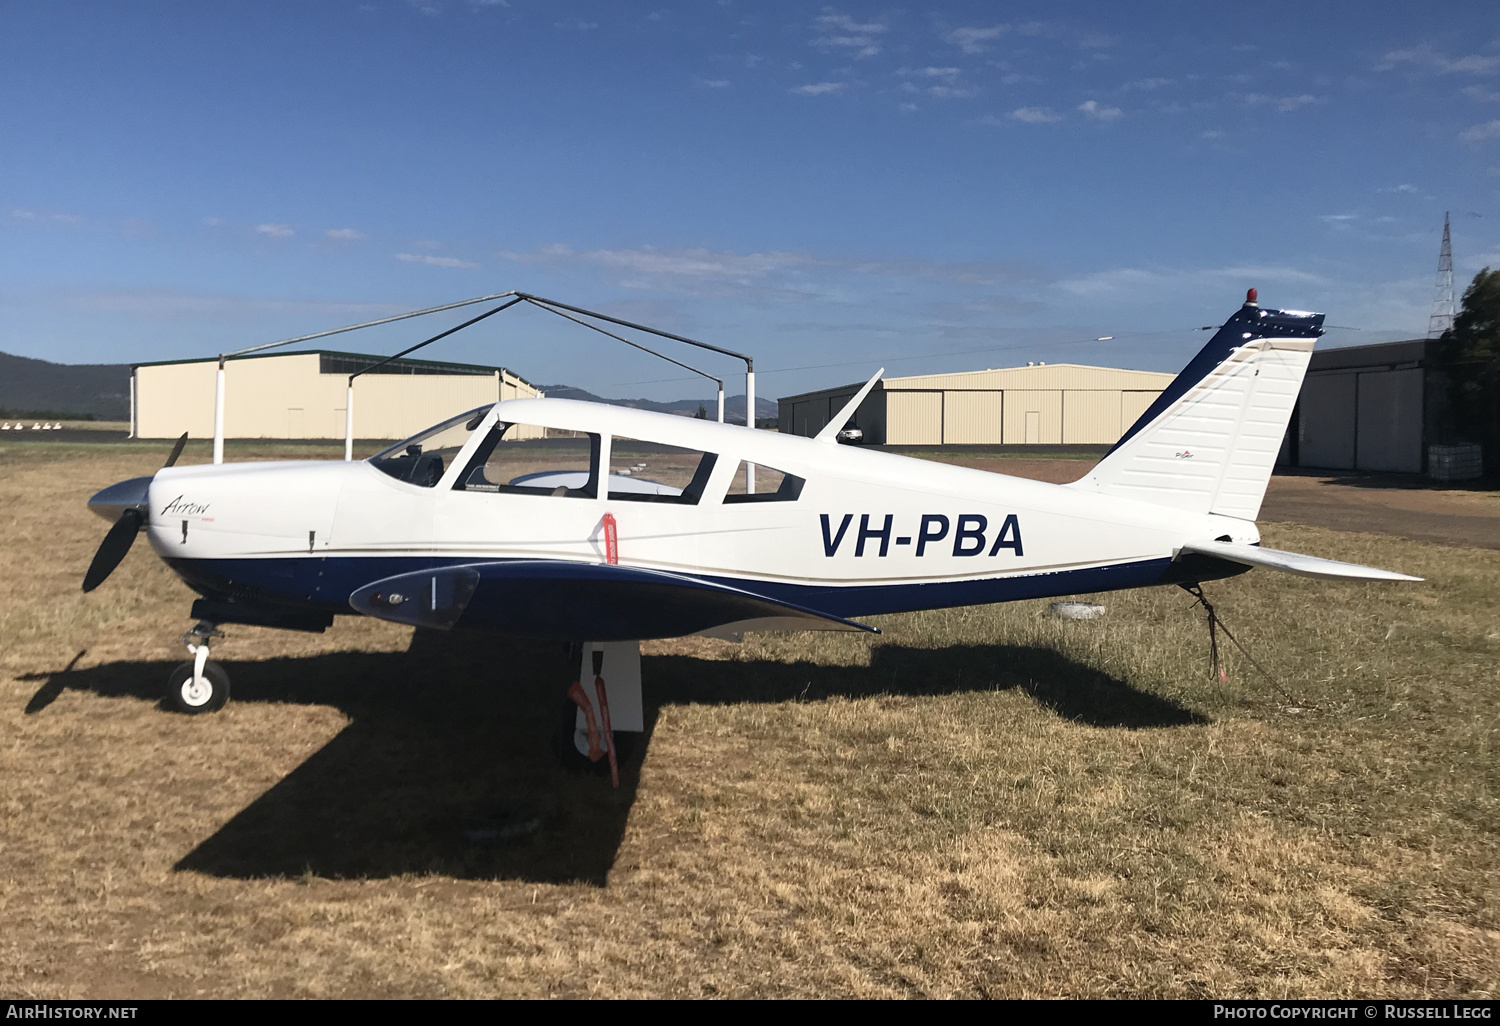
82;433;188;592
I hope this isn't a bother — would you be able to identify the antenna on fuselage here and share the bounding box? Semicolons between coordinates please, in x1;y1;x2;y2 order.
814;368;885;443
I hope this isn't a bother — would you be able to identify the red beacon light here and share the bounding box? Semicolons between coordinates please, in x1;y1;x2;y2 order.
1245;288;1258;307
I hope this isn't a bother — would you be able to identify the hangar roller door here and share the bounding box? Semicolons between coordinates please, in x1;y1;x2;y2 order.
1298;373;1356;470
1355;368;1423;472
888;391;943;444
942;391;1002;443
1062;391;1123;444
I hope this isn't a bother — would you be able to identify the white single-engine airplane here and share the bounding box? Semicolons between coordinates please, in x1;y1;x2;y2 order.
83;291;1418;777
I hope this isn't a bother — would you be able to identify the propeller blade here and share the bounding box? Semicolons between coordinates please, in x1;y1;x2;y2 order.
163;432;188;469
82;508;144;593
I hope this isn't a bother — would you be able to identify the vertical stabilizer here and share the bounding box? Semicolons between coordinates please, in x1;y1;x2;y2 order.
1069;292;1323;521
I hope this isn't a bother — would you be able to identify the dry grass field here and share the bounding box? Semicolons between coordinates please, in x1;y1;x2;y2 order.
1;439;1496;998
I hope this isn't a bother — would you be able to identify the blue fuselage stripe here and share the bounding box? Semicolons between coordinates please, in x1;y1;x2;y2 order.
165;552;1246;624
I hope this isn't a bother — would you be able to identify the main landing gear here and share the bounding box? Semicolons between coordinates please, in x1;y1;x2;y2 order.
168;620;230;714
558;641;643;786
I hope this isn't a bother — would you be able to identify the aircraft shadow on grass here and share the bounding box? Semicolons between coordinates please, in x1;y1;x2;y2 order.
22;630;1203;886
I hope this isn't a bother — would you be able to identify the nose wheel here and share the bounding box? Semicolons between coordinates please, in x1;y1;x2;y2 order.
168;621;230;714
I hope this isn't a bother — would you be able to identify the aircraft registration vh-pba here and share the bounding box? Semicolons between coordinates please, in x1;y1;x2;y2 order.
84;290;1418;784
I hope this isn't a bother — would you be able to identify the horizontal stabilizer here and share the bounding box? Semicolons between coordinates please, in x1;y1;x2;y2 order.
1177;540;1422;582
349;559;879;640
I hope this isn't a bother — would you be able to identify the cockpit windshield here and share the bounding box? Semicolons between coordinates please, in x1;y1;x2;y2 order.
369;405;493;487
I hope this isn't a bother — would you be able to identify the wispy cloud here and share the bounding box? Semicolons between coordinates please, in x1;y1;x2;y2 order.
1377;44;1500;75
1122;77;1172;91
1009;106;1062;124
68;289;401;319
791;81;846;96
1077;32;1118;51
697;78;731;89
1319;214;1359;230
902;66;961;82
1058;264;1324;298
514;244;814;280
498;243;1046;292
325;228;365;241
941;24;1007;54
1244;93;1324;112
396;252;479;269
1078;99;1122;121
812;10;888;59
1464;85;1500;102
9;208;85;224
256;223;295;238
898;67;974;99
1461;119;1500;141
845;256;1047;288
554;17;598;31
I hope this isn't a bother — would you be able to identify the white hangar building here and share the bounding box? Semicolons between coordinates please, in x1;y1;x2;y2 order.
779;363;1177;446
131;350;540;441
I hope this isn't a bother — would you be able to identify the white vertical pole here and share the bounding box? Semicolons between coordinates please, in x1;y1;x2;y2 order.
128;368;136;439
344;381;355;461
717;385;724;423
212;357;226;465
745;366;755;494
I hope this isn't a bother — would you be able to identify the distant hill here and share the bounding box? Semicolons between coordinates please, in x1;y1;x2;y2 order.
0;352;131;419
540;384;777;422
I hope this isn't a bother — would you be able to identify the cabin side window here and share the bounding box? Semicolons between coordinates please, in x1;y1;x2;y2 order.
722;462;806;503
607;437;718;504
456;422;601;498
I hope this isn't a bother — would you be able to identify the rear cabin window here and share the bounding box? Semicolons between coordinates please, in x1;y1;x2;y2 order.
457;423;601;498
723;462;806;503
608;438;717;505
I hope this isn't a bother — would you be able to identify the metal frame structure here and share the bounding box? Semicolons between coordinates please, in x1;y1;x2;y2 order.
210;291;757;487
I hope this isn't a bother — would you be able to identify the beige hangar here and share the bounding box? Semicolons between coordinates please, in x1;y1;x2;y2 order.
131;351;540;441
778;363;1176;446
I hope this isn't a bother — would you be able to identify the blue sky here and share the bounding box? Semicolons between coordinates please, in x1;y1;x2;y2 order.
3;1;1499;403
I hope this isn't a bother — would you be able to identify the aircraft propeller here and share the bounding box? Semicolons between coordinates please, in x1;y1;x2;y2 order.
82;433;187;593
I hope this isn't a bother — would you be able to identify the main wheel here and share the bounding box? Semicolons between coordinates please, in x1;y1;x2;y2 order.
554;697;638;774
167;660;230;714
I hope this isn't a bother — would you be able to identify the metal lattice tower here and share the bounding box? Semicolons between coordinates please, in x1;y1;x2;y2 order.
1427;211;1454;338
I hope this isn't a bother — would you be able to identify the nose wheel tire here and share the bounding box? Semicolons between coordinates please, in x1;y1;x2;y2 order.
167;660;230;714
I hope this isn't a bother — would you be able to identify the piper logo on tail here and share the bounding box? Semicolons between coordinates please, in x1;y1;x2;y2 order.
821;513;1023;558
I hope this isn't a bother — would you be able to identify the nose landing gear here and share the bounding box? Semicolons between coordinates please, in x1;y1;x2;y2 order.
168;621;230;714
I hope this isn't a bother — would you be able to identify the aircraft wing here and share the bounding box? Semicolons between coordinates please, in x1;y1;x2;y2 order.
349;559;879;640
1177;540;1422;582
